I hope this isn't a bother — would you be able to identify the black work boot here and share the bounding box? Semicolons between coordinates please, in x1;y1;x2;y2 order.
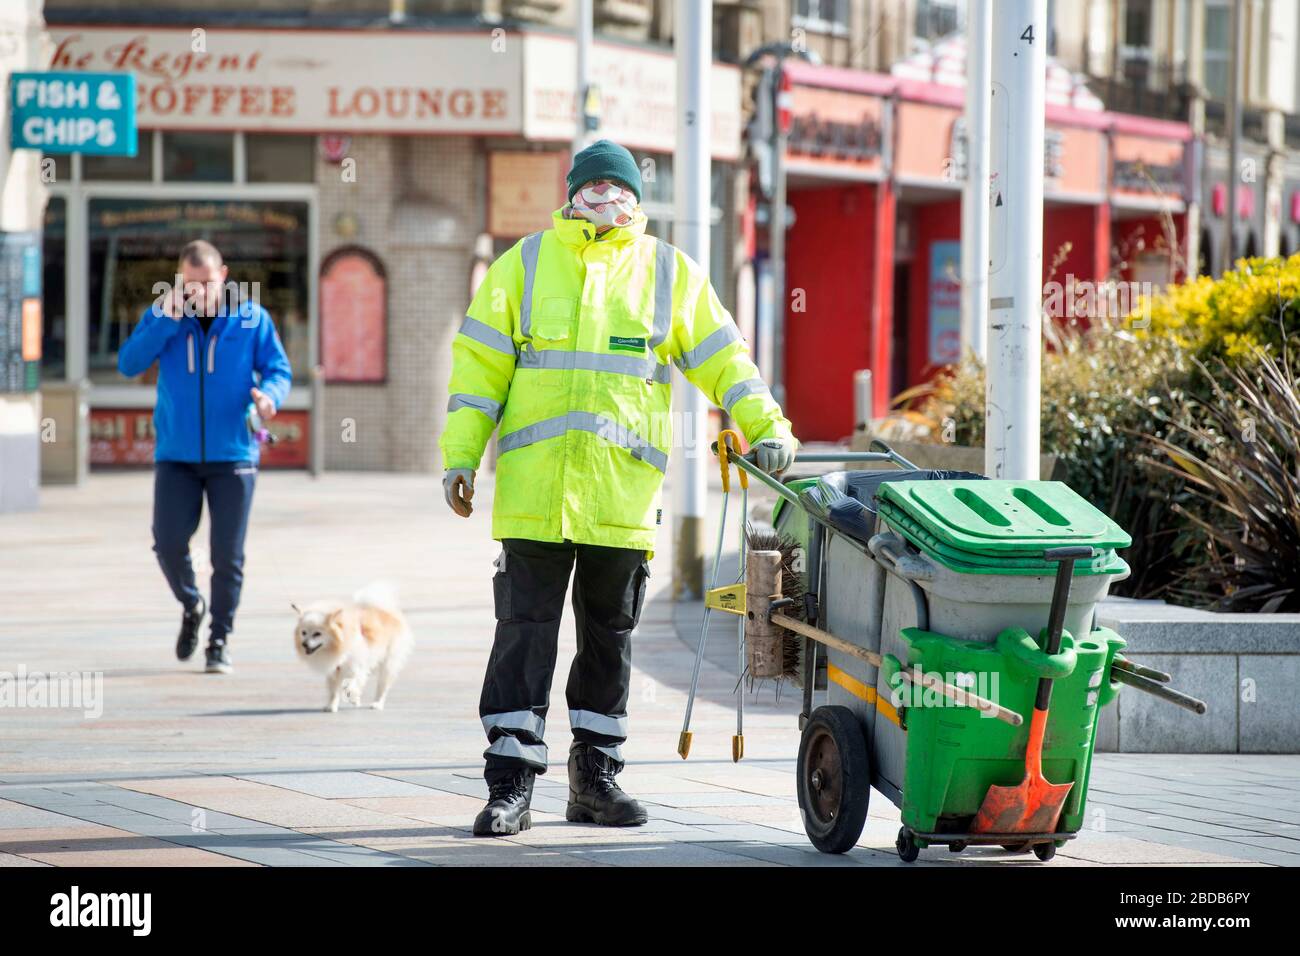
473;768;535;836
176;595;206;661
204;638;233;675
566;742;647;827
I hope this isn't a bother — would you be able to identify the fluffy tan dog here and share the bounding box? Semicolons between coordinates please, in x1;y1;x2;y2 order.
293;583;413;712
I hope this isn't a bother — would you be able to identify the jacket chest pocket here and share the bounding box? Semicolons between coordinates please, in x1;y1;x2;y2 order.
521;297;576;390
531;297;576;349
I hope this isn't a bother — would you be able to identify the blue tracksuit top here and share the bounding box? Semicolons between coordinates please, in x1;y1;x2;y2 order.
117;300;292;463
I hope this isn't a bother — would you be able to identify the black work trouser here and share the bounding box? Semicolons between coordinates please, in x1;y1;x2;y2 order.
479;538;649;780
151;460;257;645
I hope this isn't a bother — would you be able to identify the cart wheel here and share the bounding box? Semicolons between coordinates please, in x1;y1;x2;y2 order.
948;841;967;853
1033;841;1057;862
1001;842;1031;853
796;705;870;854
896;827;920;863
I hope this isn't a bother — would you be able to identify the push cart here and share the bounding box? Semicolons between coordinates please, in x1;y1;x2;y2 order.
679;439;1206;862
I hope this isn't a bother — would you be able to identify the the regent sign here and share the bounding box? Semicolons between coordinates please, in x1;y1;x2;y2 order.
47;27;742;158
49;29;520;133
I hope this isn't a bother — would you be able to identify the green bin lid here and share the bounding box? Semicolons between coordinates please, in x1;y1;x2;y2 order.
876;480;1132;554
877;500;1130;576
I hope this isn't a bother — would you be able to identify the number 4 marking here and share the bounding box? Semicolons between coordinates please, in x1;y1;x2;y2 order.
1020;24;1034;44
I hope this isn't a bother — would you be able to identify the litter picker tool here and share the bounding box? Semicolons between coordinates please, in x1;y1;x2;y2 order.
678;430;747;760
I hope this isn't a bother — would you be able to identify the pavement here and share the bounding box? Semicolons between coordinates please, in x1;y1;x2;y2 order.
1;468;1297;867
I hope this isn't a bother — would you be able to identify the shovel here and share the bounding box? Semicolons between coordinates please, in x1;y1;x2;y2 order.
970;545;1094;837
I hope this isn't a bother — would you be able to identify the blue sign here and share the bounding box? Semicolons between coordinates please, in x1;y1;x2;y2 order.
9;71;137;156
928;240;963;367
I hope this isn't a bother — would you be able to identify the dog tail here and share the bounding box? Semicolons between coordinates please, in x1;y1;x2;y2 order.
353;580;402;615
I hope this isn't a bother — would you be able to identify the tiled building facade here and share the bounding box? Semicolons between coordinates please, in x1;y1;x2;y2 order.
31;0;1300;472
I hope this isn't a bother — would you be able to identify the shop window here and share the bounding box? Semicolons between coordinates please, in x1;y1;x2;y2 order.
43;153;72;186
163;132;235;182
83;130;154;181
1120;0;1153;81
794;0;850;37
246;134;316;184
41;197;67;381
913;0;960;43
636;152;674;207
1203;0;1231;102
87;198;311;385
1198;228;1214;277
320;247;387;383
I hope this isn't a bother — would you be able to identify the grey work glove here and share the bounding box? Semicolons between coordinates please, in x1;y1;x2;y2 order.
443;468;476;517
753;436;795;476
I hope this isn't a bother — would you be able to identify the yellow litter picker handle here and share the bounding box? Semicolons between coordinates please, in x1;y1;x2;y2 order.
715;428;748;493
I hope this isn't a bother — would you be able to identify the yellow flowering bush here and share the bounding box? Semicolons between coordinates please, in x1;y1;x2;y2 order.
1136;254;1300;359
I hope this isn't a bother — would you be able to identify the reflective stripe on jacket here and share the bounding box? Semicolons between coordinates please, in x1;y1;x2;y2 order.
440;208;794;551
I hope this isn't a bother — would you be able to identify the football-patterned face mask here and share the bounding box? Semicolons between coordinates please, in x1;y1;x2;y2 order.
568;179;639;232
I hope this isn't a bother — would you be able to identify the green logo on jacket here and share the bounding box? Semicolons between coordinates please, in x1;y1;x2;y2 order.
608;335;647;354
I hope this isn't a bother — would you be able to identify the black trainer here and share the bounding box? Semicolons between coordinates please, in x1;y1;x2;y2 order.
566;742;648;827
473;769;535;836
176;596;206;661
204;641;233;675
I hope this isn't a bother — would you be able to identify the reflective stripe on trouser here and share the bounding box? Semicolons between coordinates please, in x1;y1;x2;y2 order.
479;538;649;776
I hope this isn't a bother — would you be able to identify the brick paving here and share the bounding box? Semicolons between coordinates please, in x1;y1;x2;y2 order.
1;471;1295;866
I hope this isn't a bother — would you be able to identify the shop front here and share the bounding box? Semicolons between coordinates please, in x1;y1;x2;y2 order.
1108;116;1191;287
891;83;1113;391
41;22;740;475
779;65;894;442
1201;140;1270;273
1282;158;1300;258
775;58;1192;443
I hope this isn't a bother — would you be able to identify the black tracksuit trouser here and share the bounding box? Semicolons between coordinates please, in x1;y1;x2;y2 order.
151;460;257;645
479;538;649;781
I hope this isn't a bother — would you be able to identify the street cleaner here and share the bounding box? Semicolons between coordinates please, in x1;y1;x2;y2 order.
439;139;798;836
118;240;292;675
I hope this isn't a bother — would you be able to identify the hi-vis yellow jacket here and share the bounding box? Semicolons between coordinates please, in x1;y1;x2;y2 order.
440;209;794;551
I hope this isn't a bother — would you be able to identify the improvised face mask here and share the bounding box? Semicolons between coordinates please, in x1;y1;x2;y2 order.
568;180;639;231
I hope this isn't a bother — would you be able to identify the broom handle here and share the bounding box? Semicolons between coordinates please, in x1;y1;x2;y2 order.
770;613;1022;727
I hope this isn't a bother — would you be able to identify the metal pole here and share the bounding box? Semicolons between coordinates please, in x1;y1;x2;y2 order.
671;0;711;600
985;0;1045;480
1223;0;1244;273
769;63;789;408
1184;0;1206;276
853;369;874;434
574;0;594;156
962;0;992;362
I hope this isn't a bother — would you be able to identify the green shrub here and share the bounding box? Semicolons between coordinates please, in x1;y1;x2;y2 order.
900;317;1198;598
1145;347;1300;611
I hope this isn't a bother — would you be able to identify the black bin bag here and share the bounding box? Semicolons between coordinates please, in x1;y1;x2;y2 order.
797;469;985;545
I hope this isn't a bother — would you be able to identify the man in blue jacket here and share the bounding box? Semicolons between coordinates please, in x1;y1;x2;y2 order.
118;240;292;674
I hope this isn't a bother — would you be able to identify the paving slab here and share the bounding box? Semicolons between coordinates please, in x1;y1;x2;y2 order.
0;824;258;867
1;472;1295;867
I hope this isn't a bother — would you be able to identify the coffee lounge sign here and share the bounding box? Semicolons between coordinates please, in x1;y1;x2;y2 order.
48;27;740;158
48;27;525;134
